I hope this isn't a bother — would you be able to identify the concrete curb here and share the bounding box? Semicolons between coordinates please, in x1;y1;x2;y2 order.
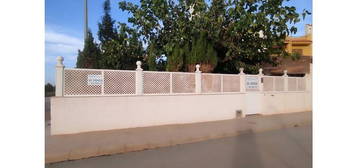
45;111;312;164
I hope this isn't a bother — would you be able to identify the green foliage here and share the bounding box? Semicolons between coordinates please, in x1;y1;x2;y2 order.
147;43;159;71
98;0;118;43
188;32;217;66
45;83;55;97
101;24;144;70
98;0;118;69
117;0;310;73
97;0;144;70
76;30;101;68
291;52;302;61
167;42;187;71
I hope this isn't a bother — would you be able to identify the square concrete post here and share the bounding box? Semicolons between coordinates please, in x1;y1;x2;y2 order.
258;68;264;92
239;68;246;93
238;68;246;117
101;70;105;95
220;74;224;93
195;64;202;93
283;70;288;91
55;56;64;96
170;72;173;94
135;61;143;95
305;63;312;92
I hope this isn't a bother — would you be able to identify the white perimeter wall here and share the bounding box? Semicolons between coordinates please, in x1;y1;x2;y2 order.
51;92;311;135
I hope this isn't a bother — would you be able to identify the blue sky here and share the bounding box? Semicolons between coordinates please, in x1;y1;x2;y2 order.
45;0;312;84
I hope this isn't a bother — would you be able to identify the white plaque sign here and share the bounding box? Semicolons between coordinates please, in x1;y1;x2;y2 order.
245;76;259;89
87;74;103;85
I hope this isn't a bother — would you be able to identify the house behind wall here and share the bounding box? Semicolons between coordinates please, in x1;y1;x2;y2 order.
264;24;313;76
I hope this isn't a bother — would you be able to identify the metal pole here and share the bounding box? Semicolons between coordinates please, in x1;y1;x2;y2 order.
84;0;88;40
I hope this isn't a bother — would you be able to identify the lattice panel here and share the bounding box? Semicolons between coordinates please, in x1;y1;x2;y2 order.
64;69;102;96
104;71;136;95
263;77;274;91
274;77;285;91
297;78;306;91
201;74;221;93
143;72;170;94
172;73;195;93
222;75;240;92
288;78;297;91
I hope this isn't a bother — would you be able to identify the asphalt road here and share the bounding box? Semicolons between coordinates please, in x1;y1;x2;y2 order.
46;124;311;168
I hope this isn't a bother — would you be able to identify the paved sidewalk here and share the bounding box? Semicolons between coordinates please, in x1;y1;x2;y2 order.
45;111;312;163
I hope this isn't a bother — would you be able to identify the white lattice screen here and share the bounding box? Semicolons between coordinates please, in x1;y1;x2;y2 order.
172;73;195;93
143;72;170;94
222;75;240;92
62;68;307;96
275;77;285;91
104;70;136;95
64;69;102;96
263;77;274;91
288;78;297;91
297;78;306;91
201;74;221;93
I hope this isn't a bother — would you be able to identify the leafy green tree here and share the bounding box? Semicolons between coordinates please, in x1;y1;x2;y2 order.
76;30;101;68
167;42;189;71
119;0;310;73
147;41;161;71
101;24;144;70
119;0;178;71
45;83;55;97
98;0;144;70
187;31;217;72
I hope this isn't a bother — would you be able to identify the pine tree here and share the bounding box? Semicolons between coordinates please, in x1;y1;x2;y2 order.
76;30;101;68
98;0;119;69
98;0;117;43
188;32;217;72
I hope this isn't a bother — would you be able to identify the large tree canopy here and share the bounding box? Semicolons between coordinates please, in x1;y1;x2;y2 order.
119;0;310;73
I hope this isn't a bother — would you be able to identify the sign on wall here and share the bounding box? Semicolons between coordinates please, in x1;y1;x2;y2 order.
87;74;103;85
245;76;259;89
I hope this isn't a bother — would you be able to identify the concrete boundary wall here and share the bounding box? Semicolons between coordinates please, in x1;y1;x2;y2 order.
52;58;312;135
51;92;311;135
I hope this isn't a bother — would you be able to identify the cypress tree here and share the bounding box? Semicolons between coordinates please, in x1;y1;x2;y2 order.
98;0;118;69
188;32;217;72
98;0;117;43
76;30;101;69
167;43;185;71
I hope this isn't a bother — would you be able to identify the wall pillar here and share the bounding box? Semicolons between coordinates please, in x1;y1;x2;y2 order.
239;68;246;93
195;64;202;93
55;56;64;96
283;70;288;91
305;63;313;92
135;61;143;95
258;68;264;92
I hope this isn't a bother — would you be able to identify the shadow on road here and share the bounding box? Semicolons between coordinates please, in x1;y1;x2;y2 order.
46;124;311;168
